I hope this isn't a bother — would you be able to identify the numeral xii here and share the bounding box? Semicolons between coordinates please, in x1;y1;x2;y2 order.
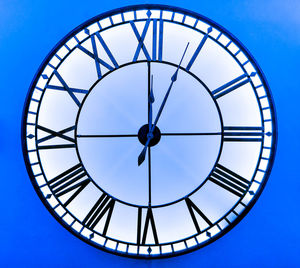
130;13;164;62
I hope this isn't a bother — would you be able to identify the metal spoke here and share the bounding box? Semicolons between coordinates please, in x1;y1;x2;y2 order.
77;132;222;138
77;134;138;138
161;132;221;136
147;61;152;206
148;147;152;206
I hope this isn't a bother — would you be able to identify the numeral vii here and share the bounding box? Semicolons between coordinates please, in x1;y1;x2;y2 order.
209;164;250;197
48;163;90;206
82;193;115;235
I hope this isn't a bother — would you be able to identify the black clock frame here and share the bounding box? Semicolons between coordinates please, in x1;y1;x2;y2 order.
21;4;277;259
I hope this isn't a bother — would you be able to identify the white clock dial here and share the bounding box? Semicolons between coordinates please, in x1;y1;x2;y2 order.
22;4;277;258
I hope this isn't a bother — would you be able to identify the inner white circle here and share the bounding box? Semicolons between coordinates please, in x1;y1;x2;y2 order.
77;62;222;206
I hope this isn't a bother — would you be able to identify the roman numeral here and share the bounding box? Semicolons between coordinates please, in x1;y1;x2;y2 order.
77;32;119;79
223;126;263;142
51;70;84;107
82;193;115;235
137;207;159;245
152;18;164;61
212;72;256;99
186;26;212;71
48;163;90;206
185;198;212;233
130;11;164;62
37;125;76;150
46;85;89;94
209;164;250;197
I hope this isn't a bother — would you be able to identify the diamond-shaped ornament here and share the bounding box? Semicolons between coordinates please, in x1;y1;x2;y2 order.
27;134;34;139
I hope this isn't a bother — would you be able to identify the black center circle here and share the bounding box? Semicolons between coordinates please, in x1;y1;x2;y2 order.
138;124;161;147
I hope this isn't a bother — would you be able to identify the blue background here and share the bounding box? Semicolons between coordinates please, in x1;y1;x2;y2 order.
1;0;299;267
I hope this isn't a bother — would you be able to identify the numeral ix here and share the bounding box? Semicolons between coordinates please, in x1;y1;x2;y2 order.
37;125;76;150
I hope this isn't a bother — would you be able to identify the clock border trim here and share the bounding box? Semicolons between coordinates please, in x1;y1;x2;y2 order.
21;4;278;259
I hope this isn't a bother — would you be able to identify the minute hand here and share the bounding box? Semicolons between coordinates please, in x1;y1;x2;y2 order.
151;43;189;131
138;43;189;166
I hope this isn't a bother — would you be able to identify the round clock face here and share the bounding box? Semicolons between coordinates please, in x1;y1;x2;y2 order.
22;5;277;258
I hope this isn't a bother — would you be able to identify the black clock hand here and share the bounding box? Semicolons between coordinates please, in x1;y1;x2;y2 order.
139;69;154;166
151;42;189;130
138;43;189;166
138;75;155;165
138;75;154;165
149;74;154;132
138;136;152;166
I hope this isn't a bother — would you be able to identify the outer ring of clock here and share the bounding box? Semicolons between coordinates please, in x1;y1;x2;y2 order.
21;4;277;259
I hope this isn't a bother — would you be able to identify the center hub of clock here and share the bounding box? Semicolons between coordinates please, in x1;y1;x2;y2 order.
138;124;161;147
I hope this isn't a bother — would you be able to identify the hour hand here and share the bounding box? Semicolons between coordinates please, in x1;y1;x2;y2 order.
138;145;147;166
138;135;152;166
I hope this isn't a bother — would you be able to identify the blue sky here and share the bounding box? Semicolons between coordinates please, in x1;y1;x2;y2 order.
0;0;299;267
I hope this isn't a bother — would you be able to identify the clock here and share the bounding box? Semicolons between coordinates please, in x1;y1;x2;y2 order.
22;4;277;258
